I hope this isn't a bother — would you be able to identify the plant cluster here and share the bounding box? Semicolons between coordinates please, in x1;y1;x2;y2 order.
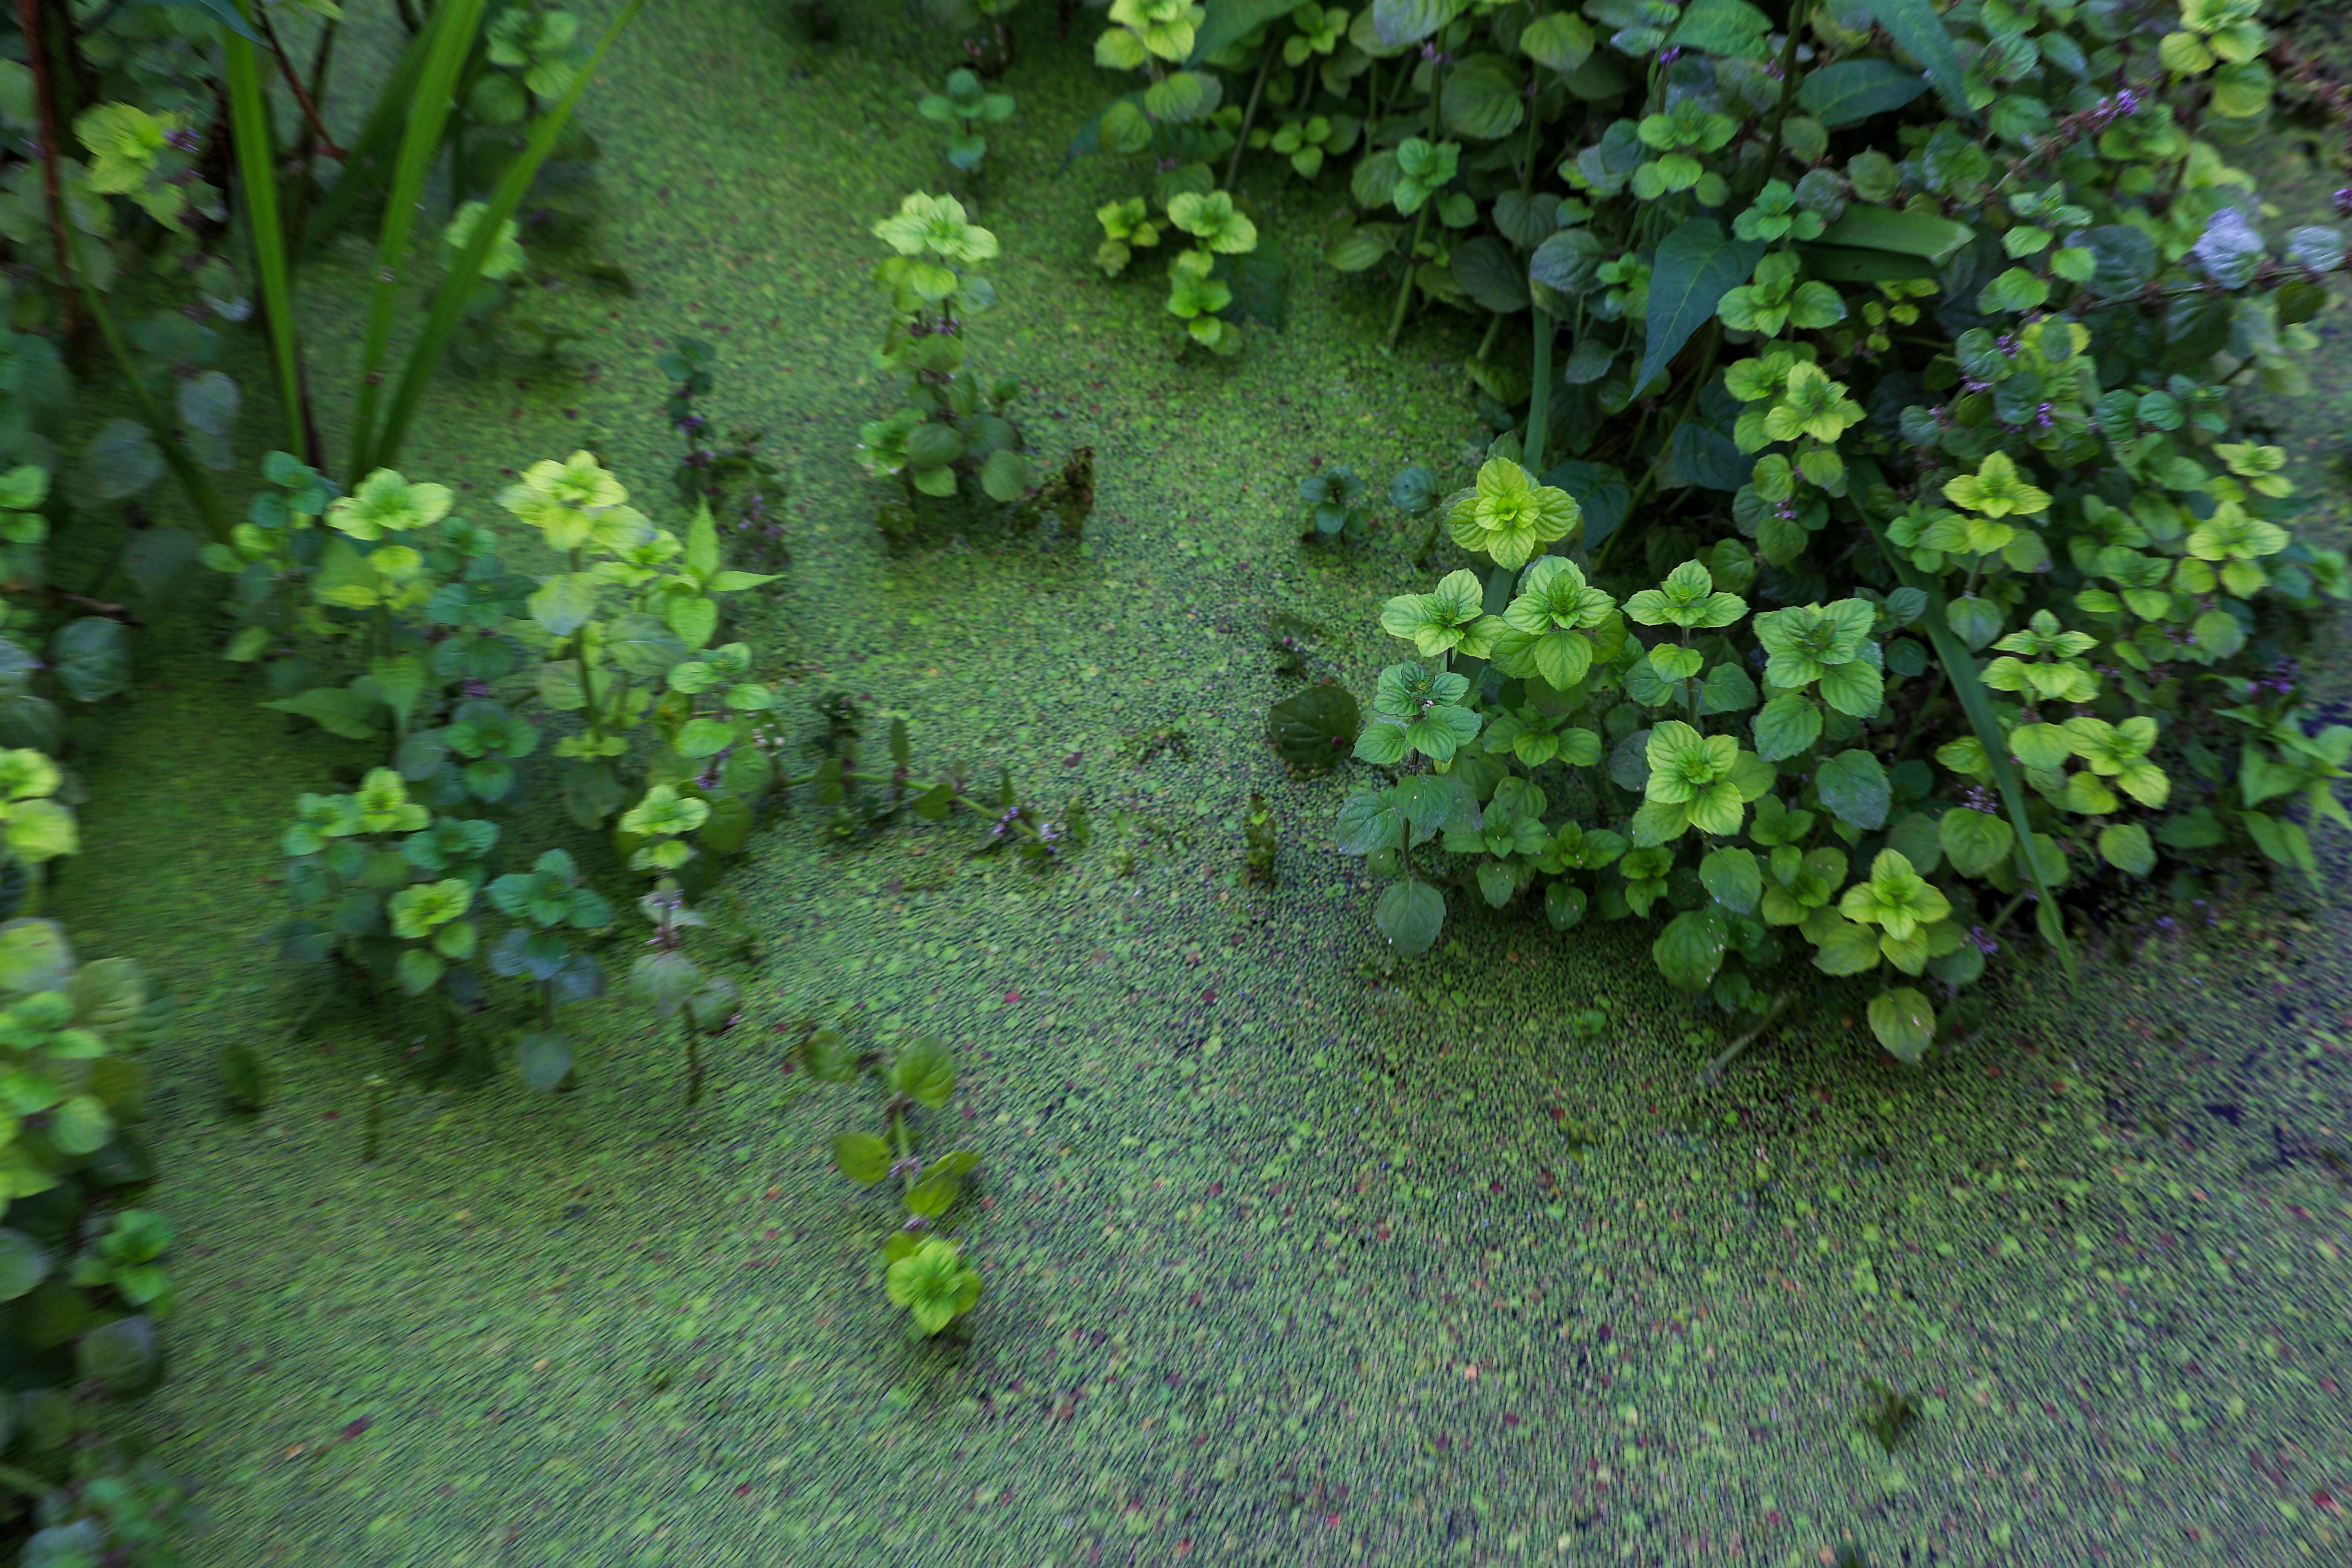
805;1020;985;1338
0;0;650;576
0;917;182;1561
1298;0;2352;1064
920;67;1017;173
857;193;1036;529
215;448;779;1090
236;446;1099;1093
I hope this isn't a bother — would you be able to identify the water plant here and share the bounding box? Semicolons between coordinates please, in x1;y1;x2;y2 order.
858;193;1033;522
920;67;1017;173
808;1024;986;1338
1298;462;1373;543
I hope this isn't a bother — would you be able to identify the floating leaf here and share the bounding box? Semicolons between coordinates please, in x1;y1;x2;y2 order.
1268;686;1360;774
833;1132;891;1185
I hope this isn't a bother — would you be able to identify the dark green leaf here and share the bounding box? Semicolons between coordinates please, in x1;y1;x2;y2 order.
517;1032;573;1092
69;419;164;506
122;527;202;602
0;1228;48;1301
891;1034;956;1107
1816;750;1890;830
1637;219;1764;395
1372;880;1445;956
1797;58;1928;126
1652;907;1730;992
1866;986;1936;1063
1450;236;1531;312
49;619;129;703
268;685;383;740
1540;460;1630;547
1189;0;1295;61
1665;0;1770;57
76;1313;160;1394
1270;686;1361;773
1699;848;1762;914
800;1029;860;1083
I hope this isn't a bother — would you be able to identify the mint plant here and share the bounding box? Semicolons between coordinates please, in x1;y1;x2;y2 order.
919;67;1015;173
1304;0;2352;1071
808;1023;984;1339
858;193;1034;525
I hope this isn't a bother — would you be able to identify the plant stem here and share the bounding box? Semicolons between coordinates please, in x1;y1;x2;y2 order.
226;14;313;461
16;0;80;339
1385;206;1431;350
1696;992;1794;1085
1761;0;1812;167
890;1107;914;1194
256;3;345;159
1453;306;1555;688
1384;55;1446;352
1225;37;1276;189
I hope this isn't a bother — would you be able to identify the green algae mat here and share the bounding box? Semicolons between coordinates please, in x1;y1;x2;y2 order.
47;5;2352;1564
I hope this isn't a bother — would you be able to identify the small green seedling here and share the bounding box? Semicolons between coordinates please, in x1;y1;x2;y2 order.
1243;791;1278;887
1299;463;1372;543
809;1025;985;1338
919;68;1014;174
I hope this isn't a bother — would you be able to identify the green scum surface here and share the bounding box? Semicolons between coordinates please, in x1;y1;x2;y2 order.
39;4;2352;1565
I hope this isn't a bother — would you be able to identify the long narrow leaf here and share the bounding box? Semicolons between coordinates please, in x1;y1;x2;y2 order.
295;15;446;260
222;11;306;458
346;0;492;482
371;0;652;475
1849;464;2076;988
58;225;234;544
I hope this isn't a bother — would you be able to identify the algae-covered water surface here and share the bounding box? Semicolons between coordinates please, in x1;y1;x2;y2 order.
32;2;2352;1565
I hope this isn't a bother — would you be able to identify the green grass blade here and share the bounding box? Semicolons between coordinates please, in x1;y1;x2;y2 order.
346;0;490;482
222;11;306;459
295;8;448;261
58;225;234;544
1849;464;2077;989
370;0;652;475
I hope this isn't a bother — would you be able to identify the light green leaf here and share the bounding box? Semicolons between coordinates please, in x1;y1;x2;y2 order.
1373;880;1446;956
1866;986;1937;1062
891;1035;956;1107
833;1132;892;1184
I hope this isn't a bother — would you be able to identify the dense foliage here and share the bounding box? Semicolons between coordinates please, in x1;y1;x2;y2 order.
1222;0;2352;1062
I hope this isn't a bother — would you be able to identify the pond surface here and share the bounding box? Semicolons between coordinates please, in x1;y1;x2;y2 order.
44;3;2352;1565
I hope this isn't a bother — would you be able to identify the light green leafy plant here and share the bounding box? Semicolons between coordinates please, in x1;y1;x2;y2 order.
861;193;1035;521
809;1021;986;1339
